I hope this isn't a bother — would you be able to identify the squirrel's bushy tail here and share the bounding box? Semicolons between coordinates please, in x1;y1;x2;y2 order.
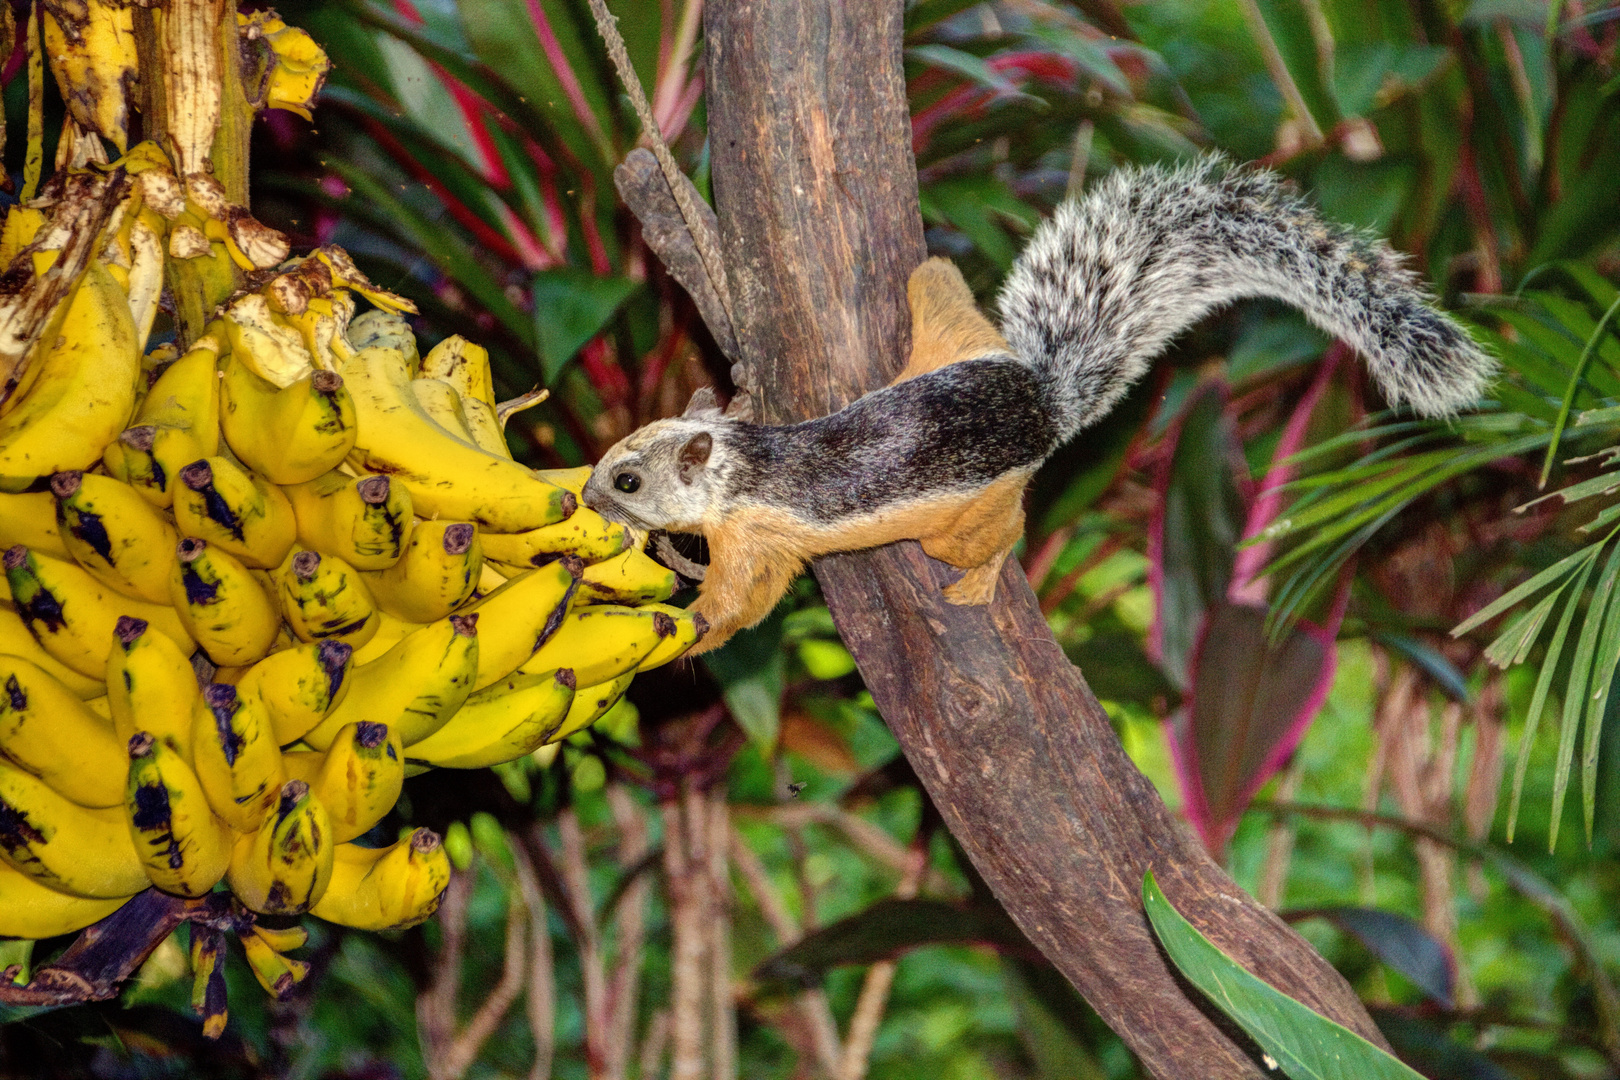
997;158;1494;440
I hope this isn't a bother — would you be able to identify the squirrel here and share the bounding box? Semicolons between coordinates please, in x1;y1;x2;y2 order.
581;158;1495;654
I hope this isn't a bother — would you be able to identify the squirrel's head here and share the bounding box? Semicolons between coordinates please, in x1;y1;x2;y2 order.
583;417;737;533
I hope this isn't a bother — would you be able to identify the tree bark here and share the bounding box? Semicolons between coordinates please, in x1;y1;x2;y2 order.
700;2;1387;1076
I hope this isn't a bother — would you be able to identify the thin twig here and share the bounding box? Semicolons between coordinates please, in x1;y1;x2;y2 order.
606;784;653;1080
510;836;556;1080
585;0;735;332
439;896;528;1080
663;793;708;1080
834;841;928;1080
708;792;737;1080
727;825;841;1076
560;808;611;1075
639;1009;672;1080
757;804;955;895
417;870;470;1073
1233;0;1324;149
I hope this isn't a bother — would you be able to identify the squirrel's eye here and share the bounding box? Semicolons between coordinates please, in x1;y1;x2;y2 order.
614;472;641;494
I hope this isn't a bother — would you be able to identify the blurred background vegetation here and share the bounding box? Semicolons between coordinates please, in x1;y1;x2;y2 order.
4;0;1620;1077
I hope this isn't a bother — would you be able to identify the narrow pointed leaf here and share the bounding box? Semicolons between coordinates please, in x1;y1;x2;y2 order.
1282;907;1456;1007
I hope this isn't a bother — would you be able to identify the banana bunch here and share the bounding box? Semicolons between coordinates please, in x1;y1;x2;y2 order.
0;168;706;961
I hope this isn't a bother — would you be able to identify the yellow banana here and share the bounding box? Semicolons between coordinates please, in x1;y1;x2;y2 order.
253;924;310;952
404;668;575;770
544;670;636;744
106;615;199;756
411;377;477;444
191;682;285;831
5;544;194;677
226;779;334;915
340;315;571;531
0;757;148;898
282;470;411;570
40;0;138;151
277;549;380;647
0;654;128;807
221;292;319;388
102;339;221;508
169;538;280;667
535;466;592;495
173;456;297;569
300;613;479;749
0;857;132;938
522;604;672;688
0;207;48;266
0;489;72;559
0;600;104;697
309;828;450;930
0;263;140;479
350;610;423;665
282;720;403;842
125;731;234;897
190;924;228;1038
418;335;506;456
236;638;353;745
577;546;678;604
359;520;481;623
51;469;178;602
462;558;581;690
479;506;629;571
240;924;312;999
219;354;357;484
636;604;708;671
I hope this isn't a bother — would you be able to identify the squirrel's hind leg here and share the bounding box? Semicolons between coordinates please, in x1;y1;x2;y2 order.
919;470;1031;606
894;258;1011;383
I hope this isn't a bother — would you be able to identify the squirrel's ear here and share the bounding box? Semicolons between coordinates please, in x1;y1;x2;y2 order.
677;432;712;483
682;387;724;419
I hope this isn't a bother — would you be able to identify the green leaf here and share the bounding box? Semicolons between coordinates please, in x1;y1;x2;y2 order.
1482;589;1561;669
1506;551;1598;842
1549;538;1620;851
1582;542;1620;841
531;269;638;382
1142;871;1426;1080
702;609;788;752
1452;542;1595;636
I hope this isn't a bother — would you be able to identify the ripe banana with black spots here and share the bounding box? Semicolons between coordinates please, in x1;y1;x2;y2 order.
577;546;677;604
404;668;575;770
6;543;194;677
190;925;229;1038
462;557;580;689
282;720;403;842
523;604;674;688
0;600;104;697
277;548;379;646
300;613;479;748
0;489;73;559
544;669;636;744
283;470;411;570
191;682;285;831
635;605;708;670
359;520;481;623
0;857;131;938
174;456;297;569
478;506;629;571
219;355;357;484
309;827;450;930
0;262;140;478
0;654;129;807
340;313;571;531
0;757;148;898
52;469;178;602
169;537;281;666
102;339;222;508
235;638;353;745
107;615;200;755
226;779;333;915
125;731;233;897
